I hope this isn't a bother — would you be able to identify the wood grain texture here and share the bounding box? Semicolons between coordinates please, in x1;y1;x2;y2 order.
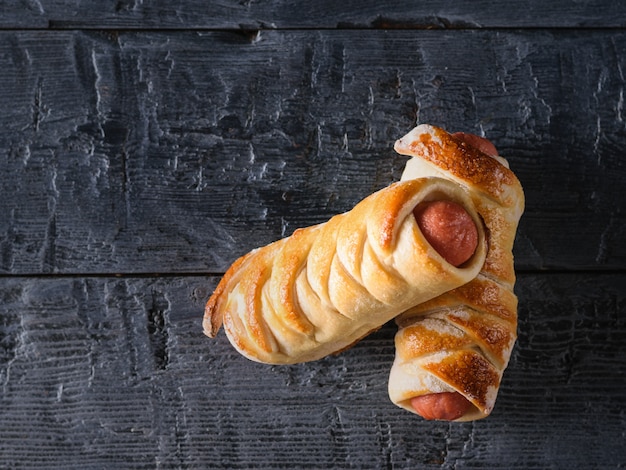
2;1;625;468
2;0;626;29
0;274;624;468
1;30;625;275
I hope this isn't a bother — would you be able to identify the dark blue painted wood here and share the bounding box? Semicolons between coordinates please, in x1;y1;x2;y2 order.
1;30;625;274
0;274;624;468
3;0;626;29
1;2;625;468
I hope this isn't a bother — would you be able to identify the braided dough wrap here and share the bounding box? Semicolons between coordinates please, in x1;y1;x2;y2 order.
204;177;487;364
388;124;525;421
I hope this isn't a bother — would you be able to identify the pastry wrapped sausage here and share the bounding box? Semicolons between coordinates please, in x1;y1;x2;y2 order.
204;177;487;364
388;124;525;421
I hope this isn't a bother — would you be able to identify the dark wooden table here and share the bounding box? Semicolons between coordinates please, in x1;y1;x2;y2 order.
1;2;625;468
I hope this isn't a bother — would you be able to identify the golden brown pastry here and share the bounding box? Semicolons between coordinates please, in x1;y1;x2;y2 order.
388;124;525;421
204;177;487;364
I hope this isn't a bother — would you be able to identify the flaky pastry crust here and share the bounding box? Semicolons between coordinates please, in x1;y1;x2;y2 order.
204;177;487;364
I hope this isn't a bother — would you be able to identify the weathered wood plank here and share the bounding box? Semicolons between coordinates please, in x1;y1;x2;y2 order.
0;273;624;468
2;0;626;29
1;30;625;274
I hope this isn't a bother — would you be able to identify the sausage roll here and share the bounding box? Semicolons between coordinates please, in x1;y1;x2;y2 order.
388;124;525;421
204;177;487;364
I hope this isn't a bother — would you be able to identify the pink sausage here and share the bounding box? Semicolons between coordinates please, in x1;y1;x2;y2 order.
410;392;473;421
413;200;478;267
452;131;499;156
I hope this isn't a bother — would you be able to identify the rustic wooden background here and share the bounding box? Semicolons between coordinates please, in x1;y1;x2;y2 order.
1;1;625;468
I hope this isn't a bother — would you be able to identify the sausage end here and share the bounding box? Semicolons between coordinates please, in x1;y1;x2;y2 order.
410;391;473;421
